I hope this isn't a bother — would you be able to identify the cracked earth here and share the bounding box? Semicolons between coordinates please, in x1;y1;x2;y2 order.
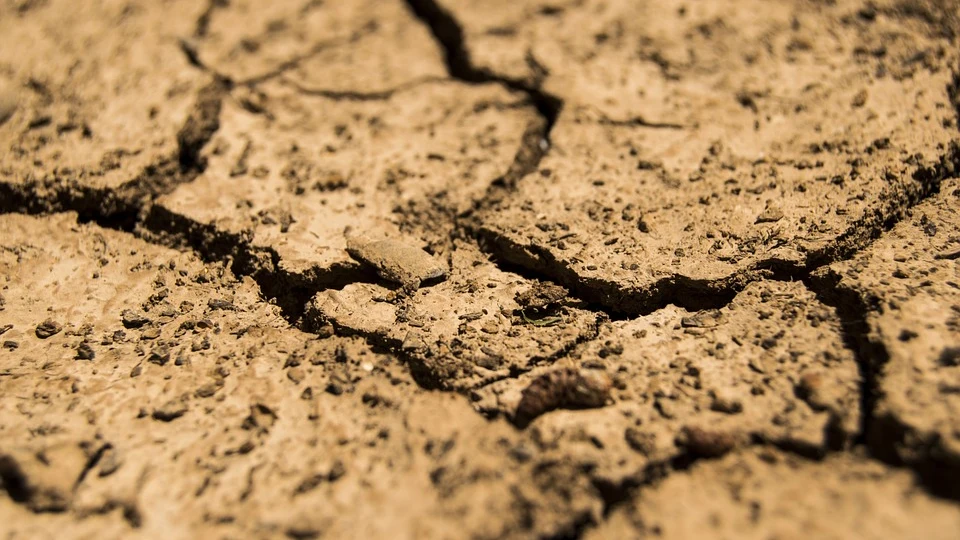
1;0;959;538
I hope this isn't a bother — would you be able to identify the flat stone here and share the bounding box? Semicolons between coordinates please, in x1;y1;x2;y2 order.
345;235;447;289
34;319;62;339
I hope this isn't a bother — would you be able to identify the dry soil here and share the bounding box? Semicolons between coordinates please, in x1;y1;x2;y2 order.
1;0;959;538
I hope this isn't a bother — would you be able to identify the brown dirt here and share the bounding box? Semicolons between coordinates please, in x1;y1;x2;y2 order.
1;0;959;538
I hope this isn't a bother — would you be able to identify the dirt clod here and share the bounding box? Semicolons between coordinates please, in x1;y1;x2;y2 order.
121;309;150;329
34;319;62;339
153;398;188;421
75;341;95;360
345;234;447;290
1;0;959;537
678;426;738;458
515;282;569;310
514;367;612;427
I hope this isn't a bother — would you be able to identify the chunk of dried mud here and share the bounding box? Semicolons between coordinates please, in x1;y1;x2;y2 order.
345;234;447;290
514;367;612;427
515;281;569;311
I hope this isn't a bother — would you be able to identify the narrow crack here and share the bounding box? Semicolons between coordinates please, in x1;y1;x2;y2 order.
303;302;607;394
178;38;226;79
797;65;960;502
194;0;228;38
595;114;686;130
278;75;449;101
175;77;231;176
72;443;110;493
804;142;960;269
474;225;745;317
803;270;885;450
404;0;563;198
239;26;378;86
180;15;377;88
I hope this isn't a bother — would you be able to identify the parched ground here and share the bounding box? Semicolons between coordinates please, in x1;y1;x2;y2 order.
1;0;959;538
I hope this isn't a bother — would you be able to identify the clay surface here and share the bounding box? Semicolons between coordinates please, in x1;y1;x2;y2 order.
0;0;212;216
589;447;960;540
815;177;960;498
1;0;959;537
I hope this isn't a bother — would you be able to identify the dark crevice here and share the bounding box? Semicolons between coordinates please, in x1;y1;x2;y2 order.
579;446;747;537
799;64;960;501
474;225;744;318
141;204;372;326
804;270;885;450
805;268;960;502
73;444;110;492
176;77;231;172
279;75;449;101
178;39;220;77
0;182;139;232
804;141;959;269
582;436;868;538
0;454;31;504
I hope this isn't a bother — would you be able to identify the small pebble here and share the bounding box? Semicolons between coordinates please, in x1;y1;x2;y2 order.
148;344;170;365
679;426;737;458
195;383;219;398
75;342;95;360
710;390;743;414
35;319;62;339
152;399;188;421
0;82;16;126
681;309;723;328
121;309;150;328
755;206;784;224
287;367;305;384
